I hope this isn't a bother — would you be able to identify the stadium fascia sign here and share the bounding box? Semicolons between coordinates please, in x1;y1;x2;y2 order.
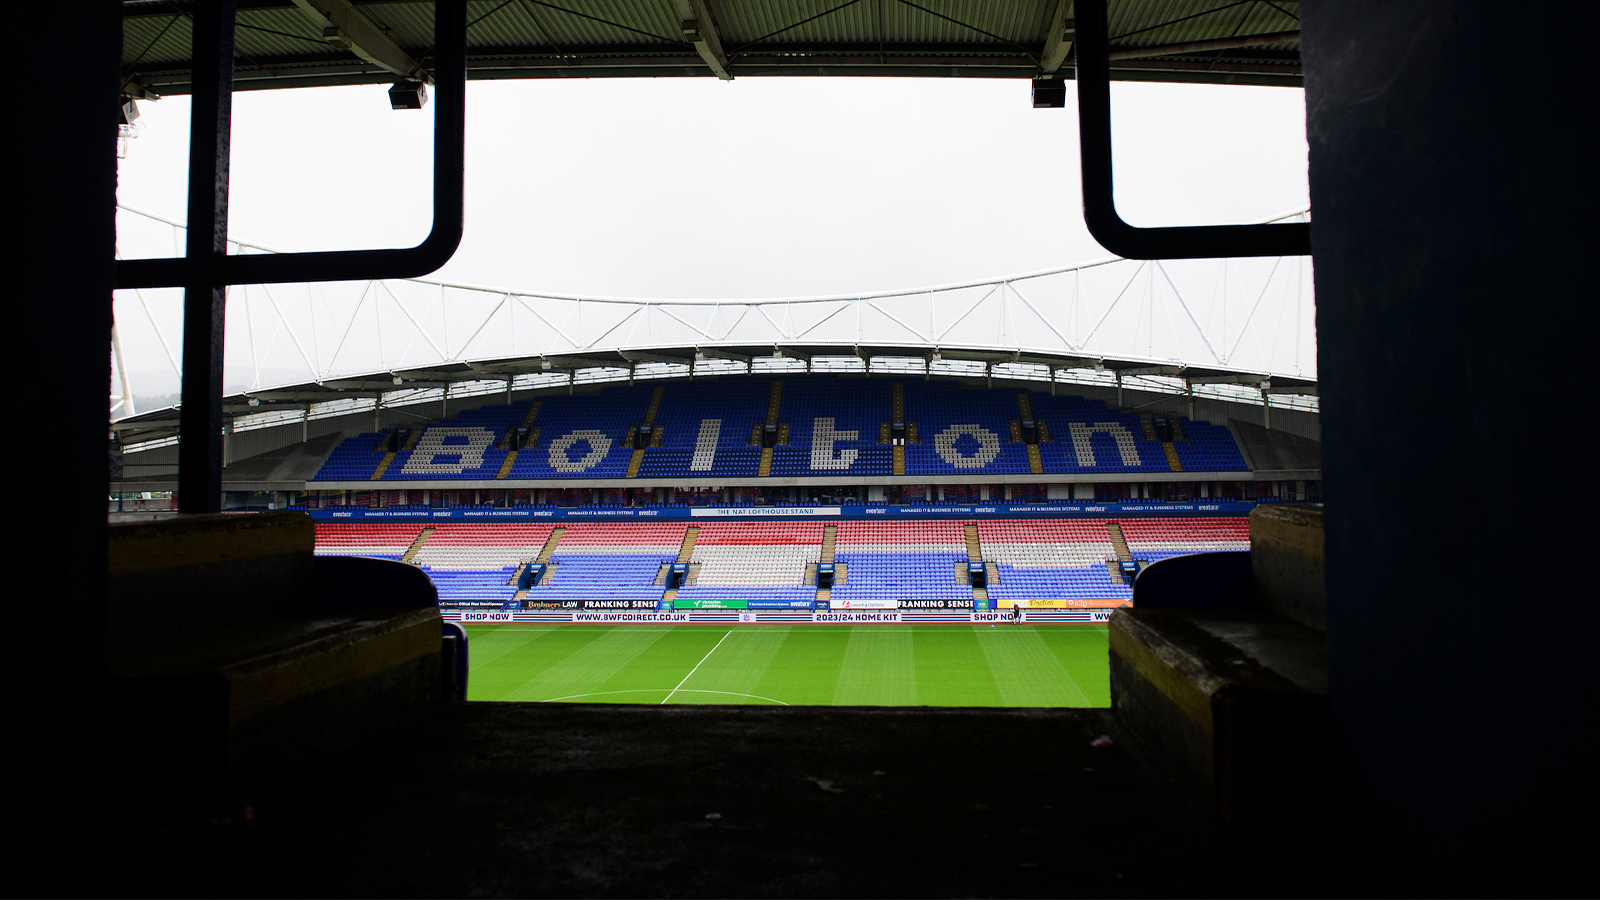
443;609;1122;624
309;501;1255;522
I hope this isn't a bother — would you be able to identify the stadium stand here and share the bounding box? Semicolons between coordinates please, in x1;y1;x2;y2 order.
312;522;425;561
978;518;1132;603
408;524;555;604
638;379;766;478
829;520;972;607
771;378;893;476
506;387;654;478
307;375;1251;483
1030;394;1171;473
1119;516;1250;563
903;382;1030;476
311;431;391;481
674;521;822;609
311;515;1251;608
1169;419;1250;472
530;522;687;607
384;403;526;481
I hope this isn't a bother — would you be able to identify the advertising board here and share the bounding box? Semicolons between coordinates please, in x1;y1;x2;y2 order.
811;611;903;623
308;500;1254;523
828;598;897;610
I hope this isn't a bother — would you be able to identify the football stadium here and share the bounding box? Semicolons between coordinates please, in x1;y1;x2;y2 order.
109;206;1320;706
21;0;1590;894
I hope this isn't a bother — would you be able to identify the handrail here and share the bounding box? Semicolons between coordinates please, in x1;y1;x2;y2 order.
114;0;466;289
1073;0;1310;259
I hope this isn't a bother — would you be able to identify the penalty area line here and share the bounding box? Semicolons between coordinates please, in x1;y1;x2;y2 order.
662;629;733;705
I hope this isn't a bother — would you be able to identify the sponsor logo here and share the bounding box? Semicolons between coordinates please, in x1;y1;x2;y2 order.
970;611;1009;622
571;612;689;623
459;611;515;622
811;612;902;623
833;598;897;610
691;506;842;517
898;599;968;609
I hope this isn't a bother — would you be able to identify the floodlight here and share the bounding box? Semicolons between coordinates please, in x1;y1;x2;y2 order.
247;397;260;407
1032;78;1066;109
540;360;552;370
388;80;429;110
392;376;403;385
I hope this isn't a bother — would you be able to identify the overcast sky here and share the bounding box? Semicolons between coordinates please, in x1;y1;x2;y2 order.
114;76;1311;397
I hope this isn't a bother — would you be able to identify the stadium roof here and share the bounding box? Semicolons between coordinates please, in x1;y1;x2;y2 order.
110;343;1316;445
121;0;1302;96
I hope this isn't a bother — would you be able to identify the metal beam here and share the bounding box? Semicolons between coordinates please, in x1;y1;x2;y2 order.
619;350;697;365
1185;373;1269;386
177;0;234;513
1038;0;1074;75
1114;365;1188;377
1109;31;1299;61
542;356;633;371
289;0;427;81
676;0;733;80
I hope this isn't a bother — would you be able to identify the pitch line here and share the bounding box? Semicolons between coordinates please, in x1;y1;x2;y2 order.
538;688;788;706
663;629;733;705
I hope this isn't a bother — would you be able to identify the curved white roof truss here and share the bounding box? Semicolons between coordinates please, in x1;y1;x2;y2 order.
112;205;1315;446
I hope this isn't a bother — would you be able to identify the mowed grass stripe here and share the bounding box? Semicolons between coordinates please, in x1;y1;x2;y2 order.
753;629;851;706
669;627;794;705
466;626;613;701
834;628;916;706
501;626;682;702
1037;625;1111;707
463;624;1109;707
976;627;1092;707
910;627;1005;706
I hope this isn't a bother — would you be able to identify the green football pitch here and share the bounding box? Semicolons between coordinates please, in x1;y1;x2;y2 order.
463;624;1110;707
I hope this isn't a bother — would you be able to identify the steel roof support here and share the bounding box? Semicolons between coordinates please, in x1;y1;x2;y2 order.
677;0;732;80
122;0;467;511
175;0;233;513
1038;0;1074;76
290;0;426;81
1074;0;1309;259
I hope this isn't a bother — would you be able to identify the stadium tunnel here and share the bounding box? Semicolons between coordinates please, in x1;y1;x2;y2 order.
17;0;1595;895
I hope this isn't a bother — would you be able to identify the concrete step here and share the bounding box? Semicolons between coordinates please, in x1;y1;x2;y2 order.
400;527;434;564
675;526;700;564
1108;522;1133;562
1163;442;1183;471
535;527;565;564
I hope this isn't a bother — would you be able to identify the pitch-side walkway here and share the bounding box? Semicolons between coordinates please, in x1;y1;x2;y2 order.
101;703;1354;897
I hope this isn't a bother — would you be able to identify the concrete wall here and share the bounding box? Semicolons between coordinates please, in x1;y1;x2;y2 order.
1306;1;1590;890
